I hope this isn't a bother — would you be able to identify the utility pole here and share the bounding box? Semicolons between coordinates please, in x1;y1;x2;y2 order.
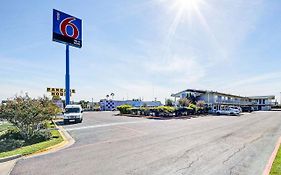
92;98;94;109
279;92;281;106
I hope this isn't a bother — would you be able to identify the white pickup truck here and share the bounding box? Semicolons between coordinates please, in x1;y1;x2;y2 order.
63;105;84;124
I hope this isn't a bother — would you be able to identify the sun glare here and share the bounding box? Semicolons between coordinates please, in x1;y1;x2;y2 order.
157;0;215;60
162;0;206;41
172;0;202;12
157;0;205;22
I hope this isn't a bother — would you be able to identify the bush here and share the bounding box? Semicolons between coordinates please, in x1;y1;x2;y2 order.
0;139;25;152
165;99;174;106
140;107;150;116
27;130;51;144
153;106;175;117
131;108;139;115
175;107;194;116
0;94;60;141
196;107;204;114
0;127;51;147
117;104;133;114
196;101;205;108
188;103;197;109
0;127;22;140
178;98;191;107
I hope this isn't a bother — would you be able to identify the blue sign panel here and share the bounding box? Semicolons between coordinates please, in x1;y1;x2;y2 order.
53;9;82;48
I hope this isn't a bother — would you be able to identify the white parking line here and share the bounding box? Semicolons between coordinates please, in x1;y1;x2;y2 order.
65;120;152;131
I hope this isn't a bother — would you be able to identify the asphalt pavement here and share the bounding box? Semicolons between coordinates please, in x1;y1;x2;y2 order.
10;111;281;175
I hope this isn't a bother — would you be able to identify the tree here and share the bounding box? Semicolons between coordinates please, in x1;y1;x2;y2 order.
178;98;191;107
110;93;115;100
93;103;100;111
165;99;174;106
196;100;205;108
78;100;89;109
0;94;60;141
186;92;197;103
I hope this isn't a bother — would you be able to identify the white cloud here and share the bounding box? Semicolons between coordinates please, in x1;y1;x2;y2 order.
145;55;205;84
116;80;174;103
221;71;281;90
213;71;281;103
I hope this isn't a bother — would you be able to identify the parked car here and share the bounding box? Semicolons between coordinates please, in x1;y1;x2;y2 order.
241;106;254;112
229;106;242;113
215;107;240;116
63;105;84;124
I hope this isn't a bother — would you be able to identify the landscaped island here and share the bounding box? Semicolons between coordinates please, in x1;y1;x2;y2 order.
0;94;63;158
117;100;209;118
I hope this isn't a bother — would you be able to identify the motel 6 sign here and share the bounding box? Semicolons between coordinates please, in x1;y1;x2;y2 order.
52;9;82;48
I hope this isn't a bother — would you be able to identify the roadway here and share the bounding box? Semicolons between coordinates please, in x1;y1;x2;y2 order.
11;111;281;175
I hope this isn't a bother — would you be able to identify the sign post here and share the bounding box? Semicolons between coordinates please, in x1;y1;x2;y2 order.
52;9;82;105
65;44;70;104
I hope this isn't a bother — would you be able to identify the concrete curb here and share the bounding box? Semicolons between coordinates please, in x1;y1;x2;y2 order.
0;155;21;163
263;136;281;175
24;120;75;159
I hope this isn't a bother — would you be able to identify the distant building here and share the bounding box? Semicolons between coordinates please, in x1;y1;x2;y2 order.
99;99;162;111
171;89;275;111
53;100;64;109
248;96;275;111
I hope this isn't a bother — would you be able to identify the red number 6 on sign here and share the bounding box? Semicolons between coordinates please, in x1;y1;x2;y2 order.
59;17;79;39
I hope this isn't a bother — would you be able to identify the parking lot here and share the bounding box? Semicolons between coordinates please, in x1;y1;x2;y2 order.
11;111;281;175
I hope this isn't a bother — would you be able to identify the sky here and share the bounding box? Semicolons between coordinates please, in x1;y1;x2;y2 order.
0;0;281;103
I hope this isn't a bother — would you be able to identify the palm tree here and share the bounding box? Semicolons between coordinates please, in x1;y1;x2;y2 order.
110;93;115;100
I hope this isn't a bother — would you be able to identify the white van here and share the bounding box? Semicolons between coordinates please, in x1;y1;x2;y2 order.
63;105;83;124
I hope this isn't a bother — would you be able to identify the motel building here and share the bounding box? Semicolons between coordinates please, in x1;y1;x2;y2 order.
171;89;275;111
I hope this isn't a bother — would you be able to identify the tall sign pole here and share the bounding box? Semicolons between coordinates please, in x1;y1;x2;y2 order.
65;45;70;105
52;9;82;106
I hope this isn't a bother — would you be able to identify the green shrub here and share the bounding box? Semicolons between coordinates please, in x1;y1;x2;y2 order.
196;100;205;108
117;104;133;114
0;94;60;141
0;126;51;147
178;98;191;107
187;104;197;115
27;130;51;144
0;127;22;140
130;108;139;115
0;139;25;152
140;107;150;116
155;106;175;113
188;103;197;109
175;107;194;116
165;99;174;106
